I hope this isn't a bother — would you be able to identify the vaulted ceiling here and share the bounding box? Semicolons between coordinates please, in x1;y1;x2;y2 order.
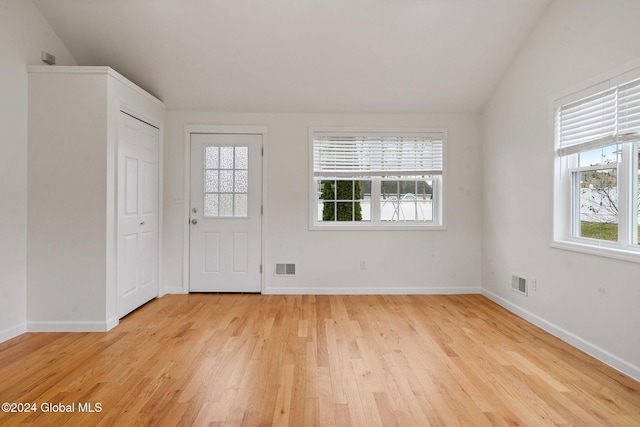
33;0;552;113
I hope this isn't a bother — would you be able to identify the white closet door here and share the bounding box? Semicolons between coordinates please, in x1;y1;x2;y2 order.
117;111;159;318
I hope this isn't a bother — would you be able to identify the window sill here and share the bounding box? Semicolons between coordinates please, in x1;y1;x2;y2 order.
550;239;640;264
310;223;446;231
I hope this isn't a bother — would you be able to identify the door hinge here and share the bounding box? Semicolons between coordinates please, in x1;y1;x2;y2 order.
259;264;263;274
261;147;264;156
261;205;264;215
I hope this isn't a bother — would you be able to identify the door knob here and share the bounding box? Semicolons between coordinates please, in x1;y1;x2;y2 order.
191;218;198;225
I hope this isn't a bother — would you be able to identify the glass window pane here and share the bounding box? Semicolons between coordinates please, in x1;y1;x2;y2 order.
380;178;433;222
205;170;219;192
235;146;249;169
416;178;434;222
578;144;619;167
335;180;354;201
397;180;417;221
219;170;233;192
577;168;618;241
381;180;397;222
319;201;334;222
219;194;233;216
204;193;218;217
319;180;336;222
360;180;371;198
234;194;248;217
205;146;219;169
359;199;371;221
235;170;248;193
220;146;234;169
320;180;336;201
381;181;399;200
358;180;371;222
336;202;355;221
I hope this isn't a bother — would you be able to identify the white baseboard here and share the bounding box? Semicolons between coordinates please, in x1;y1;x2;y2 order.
264;286;481;295
27;320;114;333
0;323;27;344
481;289;640;382
163;286;188;294
105;316;119;331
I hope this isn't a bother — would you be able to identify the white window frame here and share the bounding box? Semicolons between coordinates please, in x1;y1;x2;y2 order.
552;65;640;263
309;127;447;230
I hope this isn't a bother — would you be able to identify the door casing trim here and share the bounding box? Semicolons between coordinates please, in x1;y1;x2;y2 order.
183;125;268;294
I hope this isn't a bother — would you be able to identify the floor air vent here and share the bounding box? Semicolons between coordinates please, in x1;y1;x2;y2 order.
511;274;527;296
275;263;296;276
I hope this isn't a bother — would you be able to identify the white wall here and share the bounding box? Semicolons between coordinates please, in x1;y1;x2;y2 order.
0;0;76;341
164;112;482;295
482;0;640;379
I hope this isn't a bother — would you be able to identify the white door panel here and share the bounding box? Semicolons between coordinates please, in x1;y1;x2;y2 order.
189;133;262;292
117;112;159;317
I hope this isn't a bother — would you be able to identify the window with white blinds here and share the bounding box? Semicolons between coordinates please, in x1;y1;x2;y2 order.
310;129;446;229
554;72;640;256
557;78;640;156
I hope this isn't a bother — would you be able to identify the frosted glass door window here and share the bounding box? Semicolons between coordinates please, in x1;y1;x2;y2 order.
204;146;249;217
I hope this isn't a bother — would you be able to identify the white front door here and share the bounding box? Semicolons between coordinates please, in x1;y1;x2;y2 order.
189;133;262;292
117;111;159;318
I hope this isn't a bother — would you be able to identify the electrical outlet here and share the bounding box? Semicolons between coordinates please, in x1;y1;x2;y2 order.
359;260;367;270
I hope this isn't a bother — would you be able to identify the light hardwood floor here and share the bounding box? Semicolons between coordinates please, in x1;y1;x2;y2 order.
0;294;639;426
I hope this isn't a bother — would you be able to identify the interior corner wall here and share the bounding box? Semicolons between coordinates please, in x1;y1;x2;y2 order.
163;112;482;296
0;0;76;342
481;0;640;379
